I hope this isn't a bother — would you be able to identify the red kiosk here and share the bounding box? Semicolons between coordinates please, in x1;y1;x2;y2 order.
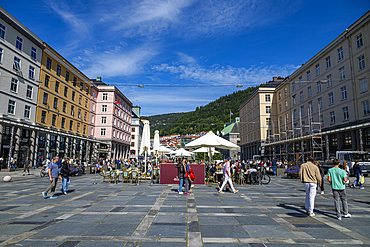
159;163;205;184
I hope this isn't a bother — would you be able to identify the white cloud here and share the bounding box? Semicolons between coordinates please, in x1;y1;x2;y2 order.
152;62;299;85
77;44;158;78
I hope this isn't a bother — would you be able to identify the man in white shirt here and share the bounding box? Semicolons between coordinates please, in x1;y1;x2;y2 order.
219;157;238;193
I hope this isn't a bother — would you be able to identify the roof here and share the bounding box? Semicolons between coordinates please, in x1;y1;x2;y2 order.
221;117;240;136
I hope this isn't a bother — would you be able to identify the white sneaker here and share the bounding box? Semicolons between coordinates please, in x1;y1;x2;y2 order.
337;216;342;220
178;192;183;194
321;191;324;194
343;213;351;218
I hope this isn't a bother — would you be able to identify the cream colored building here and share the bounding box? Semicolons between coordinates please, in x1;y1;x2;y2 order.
239;77;283;160
262;11;370;162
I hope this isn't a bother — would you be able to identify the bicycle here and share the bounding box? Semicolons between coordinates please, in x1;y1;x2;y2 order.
257;165;271;185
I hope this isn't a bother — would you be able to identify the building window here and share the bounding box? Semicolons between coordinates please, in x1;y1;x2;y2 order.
266;118;271;125
300;91;303;101
299;76;303;86
113;118;116;126
292;81;296;91
292;95;296;105
72;91;75;101
52;114;56;126
320;115;324;127
307;71;311;81
102;105;107;112
308;86;312;97
0;23;5;39
92;115;95;123
15;36;23;51
340;67;345;81
61;118;65;128
70;121;73;130
57;65;61;76
43;93;48;104
113;130;116;138
44;75;50;87
343;107;349;121
77;123;80;132
46;57;51;69
91;128;94;136
341;86;347;100
78;109;81;118
356;33;363;49
338;47;343;61
55;81;59;92
316;81;321;93
7;100;16;114
284;88;287;96
326;56;331;69
330;111;335;124
71;105;74;116
63;86;68;97
101;116;107;124
83;125;86;135
0;47;3;63
24;105;31;119
31;47;37;60
308;102;313;114
279;104;281;112
363;100;370;116
329;92;334;105
10;78;18;93
358;55;365;71
79;95;82;104
286;113;289;123
360;78;368;93
267;130;272;138
318;98;322;109
63;102;67;112
65;71;69;81
41;111;46;123
13;56;20;70
84;112;87;121
266;106;271;113
73;77;77;87
92;103;95;111
103;93;108;100
343;131;352;146
315;64;320;75
85;98;88;108
101;128;106;136
29;66;35;79
301;105;304;116
327;74;332;87
93;91;96;99
80;82;83;91
53;97;58;108
285;100;288;109
86;86;89;94
278;92;281;100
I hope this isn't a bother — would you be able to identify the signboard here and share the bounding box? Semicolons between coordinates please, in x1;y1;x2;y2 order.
160;163;205;184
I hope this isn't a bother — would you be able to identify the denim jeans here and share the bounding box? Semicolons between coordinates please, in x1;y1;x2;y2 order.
179;178;184;193
62;176;70;193
273;166;277;176
332;189;348;217
304;182;317;214
354;174;364;188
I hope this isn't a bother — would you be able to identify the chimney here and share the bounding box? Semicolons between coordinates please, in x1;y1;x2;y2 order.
273;77;277;81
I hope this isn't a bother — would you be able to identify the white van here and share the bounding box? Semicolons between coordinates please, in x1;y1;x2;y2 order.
336;151;370;176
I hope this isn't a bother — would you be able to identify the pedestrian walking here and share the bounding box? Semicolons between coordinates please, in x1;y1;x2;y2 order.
42;157;62;199
352;161;364;189
327;159;351;220
23;157;31;176
299;156;322;216
60;158;71;195
219;157;238;194
272;158;277;176
342;161;350;187
175;159;185;194
315;161;324;194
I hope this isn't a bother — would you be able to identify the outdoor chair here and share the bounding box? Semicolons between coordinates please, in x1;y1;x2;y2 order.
130;171;139;184
122;170;129;183
101;170;110;183
145;171;152;183
109;170;118;184
206;171;216;184
238;171;244;185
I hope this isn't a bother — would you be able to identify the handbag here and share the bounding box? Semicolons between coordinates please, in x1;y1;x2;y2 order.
360;175;365;185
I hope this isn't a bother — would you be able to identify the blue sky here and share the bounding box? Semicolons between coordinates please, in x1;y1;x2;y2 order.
2;0;370;116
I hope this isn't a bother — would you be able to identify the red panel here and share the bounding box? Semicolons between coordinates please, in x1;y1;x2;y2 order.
159;163;205;184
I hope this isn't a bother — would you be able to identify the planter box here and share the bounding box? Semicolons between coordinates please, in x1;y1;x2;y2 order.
287;173;299;178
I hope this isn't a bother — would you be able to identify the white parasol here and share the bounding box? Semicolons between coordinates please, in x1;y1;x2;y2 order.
139;120;151;173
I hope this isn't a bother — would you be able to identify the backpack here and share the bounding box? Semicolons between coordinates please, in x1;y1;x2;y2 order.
188;168;195;182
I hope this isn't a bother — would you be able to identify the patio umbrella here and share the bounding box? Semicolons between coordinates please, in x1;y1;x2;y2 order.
159;145;172;153
173;148;193;157
185;131;239;162
139;120;151;173
153;130;160;164
192;147;219;160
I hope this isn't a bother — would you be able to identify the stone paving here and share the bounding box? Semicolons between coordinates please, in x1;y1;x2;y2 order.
0;170;369;247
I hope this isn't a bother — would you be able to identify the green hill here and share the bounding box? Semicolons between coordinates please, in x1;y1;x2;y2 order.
143;86;258;137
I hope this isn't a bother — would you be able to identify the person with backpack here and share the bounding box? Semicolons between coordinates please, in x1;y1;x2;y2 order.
175;159;186;194
184;159;191;195
60;158;71;195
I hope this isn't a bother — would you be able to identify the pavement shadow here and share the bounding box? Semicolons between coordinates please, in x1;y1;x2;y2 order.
277;203;337;218
352;199;370;206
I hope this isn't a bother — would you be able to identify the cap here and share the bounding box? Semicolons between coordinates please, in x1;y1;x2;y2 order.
227;157;231;160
